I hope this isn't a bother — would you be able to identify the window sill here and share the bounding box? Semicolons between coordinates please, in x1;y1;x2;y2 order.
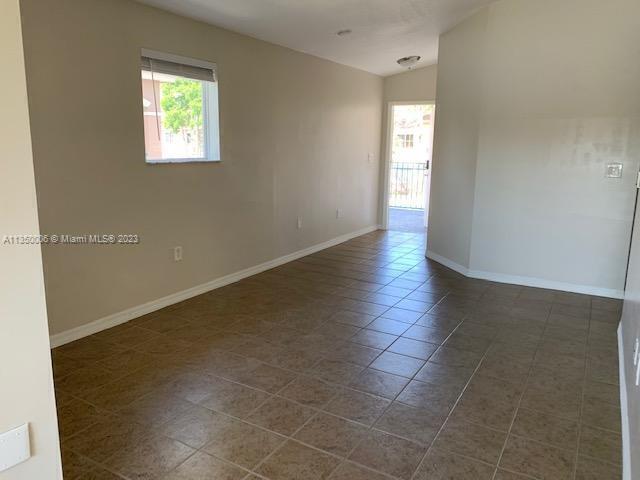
145;158;221;164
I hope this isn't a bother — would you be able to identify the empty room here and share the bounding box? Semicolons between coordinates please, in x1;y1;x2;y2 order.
2;0;640;479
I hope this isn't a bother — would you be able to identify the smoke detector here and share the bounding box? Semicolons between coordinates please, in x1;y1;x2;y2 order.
397;56;421;69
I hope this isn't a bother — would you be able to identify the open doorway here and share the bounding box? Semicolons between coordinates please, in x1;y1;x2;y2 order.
383;103;435;232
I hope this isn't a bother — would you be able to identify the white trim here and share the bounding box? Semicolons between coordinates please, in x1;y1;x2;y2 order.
146;157;218;164
618;324;632;480
426;250;624;299
140;48;221;165
381;102;394;230
425;250;469;276
50;225;379;348
468;268;624;299
381;100;435;230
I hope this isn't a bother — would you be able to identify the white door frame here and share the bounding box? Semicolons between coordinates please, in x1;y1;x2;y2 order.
381;100;436;230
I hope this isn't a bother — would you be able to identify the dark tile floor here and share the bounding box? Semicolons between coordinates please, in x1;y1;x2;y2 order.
52;230;623;480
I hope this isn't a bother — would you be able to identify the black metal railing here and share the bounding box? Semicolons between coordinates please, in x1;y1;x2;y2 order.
389;162;427;209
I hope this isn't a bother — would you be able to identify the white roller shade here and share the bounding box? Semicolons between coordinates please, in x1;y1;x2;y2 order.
141;56;216;83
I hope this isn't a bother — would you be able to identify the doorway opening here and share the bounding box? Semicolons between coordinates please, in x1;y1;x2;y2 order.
384;102;435;232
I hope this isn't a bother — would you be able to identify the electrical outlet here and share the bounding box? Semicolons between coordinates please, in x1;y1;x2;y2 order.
336;208;343;219
173;246;183;262
368;153;374;164
297;217;302;229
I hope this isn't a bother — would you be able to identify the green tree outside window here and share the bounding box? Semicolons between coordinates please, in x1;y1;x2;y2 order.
160;78;203;148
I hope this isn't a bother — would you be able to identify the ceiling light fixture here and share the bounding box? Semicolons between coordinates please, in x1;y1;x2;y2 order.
397;55;421;69
336;29;352;36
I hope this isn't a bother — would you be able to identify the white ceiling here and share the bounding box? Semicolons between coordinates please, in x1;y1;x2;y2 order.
136;0;494;76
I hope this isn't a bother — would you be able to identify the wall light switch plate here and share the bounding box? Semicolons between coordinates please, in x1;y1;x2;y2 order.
0;424;30;473
605;163;623;178
368;153;374;163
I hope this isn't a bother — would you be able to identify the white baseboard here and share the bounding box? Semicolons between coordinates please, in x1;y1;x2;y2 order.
50;225;380;348
425;250;469;276
618;324;632;480
425;250;624;299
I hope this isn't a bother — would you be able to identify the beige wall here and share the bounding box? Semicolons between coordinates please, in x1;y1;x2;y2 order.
380;64;438;225
20;0;383;337
0;0;62;478
428;11;487;267
429;0;640;296
383;65;437;104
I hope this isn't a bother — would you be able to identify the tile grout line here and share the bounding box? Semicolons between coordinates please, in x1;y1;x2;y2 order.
271;246;451;479
58;232;429;479
158;305;612;479
263;257;451;479
57;232;621;480
408;310;502;480
570;300;593;480
488;303;555;480
183;373;304;479
242;354;380;479
160;356;345;479
62;266;435;440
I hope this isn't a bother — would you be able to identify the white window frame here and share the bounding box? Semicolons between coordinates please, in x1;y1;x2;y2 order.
397;133;414;148
140;48;221;164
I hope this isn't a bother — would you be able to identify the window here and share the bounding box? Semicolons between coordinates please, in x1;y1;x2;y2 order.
140;50;220;163
396;134;414;148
